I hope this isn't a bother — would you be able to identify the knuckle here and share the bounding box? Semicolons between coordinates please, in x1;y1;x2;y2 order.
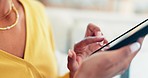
105;60;116;69
88;23;93;27
103;57;112;64
120;47;131;57
98;56;114;68
80;60;87;69
83;37;95;44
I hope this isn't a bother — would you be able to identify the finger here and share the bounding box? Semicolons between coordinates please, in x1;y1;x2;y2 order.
68;50;77;64
85;23;101;37
76;56;83;65
71;50;77;61
114;42;141;61
87;42;103;53
94;37;109;51
68;49;73;58
126;37;145;61
117;38;145;75
74;37;104;50
95;32;103;37
125;37;145;63
103;38;109;45
97;37;108;46
68;50;74;69
137;37;145;44
108;42;140;65
124;38;144;65
68;50;78;71
101;38;110;51
109;42;141;76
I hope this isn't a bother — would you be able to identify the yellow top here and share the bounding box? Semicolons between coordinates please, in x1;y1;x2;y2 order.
0;0;69;78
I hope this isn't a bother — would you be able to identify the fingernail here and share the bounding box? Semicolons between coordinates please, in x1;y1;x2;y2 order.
96;35;104;39
97;32;102;36
100;41;104;46
130;42;141;53
104;46;109;50
96;32;103;37
100;35;104;38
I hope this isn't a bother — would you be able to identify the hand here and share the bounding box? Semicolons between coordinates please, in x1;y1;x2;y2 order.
67;23;108;78
74;38;144;78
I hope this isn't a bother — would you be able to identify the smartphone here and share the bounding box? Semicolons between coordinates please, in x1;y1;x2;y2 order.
92;19;148;54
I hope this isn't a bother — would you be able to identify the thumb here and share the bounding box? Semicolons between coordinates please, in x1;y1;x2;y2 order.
110;42;141;75
114;42;141;61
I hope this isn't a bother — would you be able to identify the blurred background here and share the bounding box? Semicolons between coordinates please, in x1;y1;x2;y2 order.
38;0;148;78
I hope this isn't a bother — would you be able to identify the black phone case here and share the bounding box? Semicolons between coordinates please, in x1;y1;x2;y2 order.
108;25;148;50
92;19;148;55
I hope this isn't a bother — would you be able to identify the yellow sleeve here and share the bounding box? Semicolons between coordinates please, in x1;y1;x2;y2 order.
48;24;56;53
59;73;70;78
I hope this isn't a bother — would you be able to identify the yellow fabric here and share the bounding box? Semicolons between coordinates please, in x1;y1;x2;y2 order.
0;0;69;78
59;73;70;78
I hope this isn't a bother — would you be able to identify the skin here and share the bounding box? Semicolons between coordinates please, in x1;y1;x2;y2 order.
68;23;109;78
73;38;144;78
68;24;145;78
0;1;108;75
0;0;26;58
0;0;10;17
1;0;144;78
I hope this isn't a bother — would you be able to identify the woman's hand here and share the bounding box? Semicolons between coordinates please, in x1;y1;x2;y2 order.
74;38;144;78
67;23;108;78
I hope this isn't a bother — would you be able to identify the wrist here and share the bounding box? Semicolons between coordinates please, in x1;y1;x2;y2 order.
70;71;75;78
